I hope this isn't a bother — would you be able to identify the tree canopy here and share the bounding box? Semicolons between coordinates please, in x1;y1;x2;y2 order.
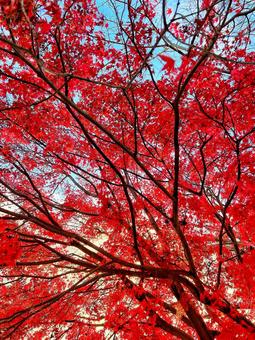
1;0;255;338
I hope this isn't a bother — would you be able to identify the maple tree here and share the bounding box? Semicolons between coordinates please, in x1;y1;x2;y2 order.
0;0;255;338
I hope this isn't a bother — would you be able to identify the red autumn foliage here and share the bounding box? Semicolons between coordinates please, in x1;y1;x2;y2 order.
160;55;175;72
0;0;34;22
0;0;255;339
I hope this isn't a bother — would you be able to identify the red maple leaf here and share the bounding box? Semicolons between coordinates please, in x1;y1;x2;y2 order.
159;54;175;72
